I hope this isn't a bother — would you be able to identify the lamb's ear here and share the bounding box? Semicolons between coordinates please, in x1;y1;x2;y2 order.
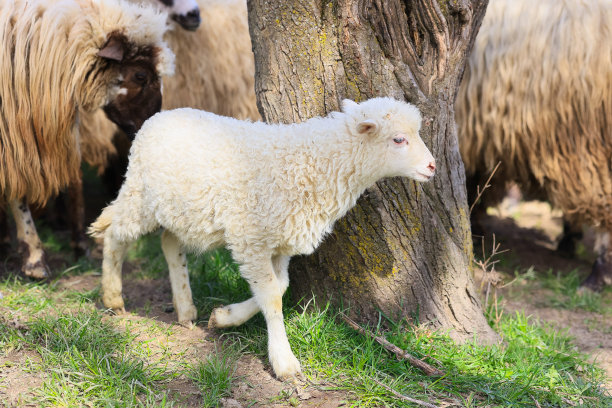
356;119;378;135
97;36;125;62
342;99;359;113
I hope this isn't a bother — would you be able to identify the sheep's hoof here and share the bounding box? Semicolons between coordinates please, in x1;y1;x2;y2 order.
23;260;51;280
177;304;197;327
208;308;221;329
270;353;302;381
102;294;126;313
179;319;195;329
579;257;612;292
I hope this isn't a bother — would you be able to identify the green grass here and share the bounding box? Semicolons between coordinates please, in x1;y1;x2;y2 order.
0;278;181;407
474;241;612;315
214;302;610;407
1;232;611;407
28;312;175;407
539;269;612;313
187;345;241;407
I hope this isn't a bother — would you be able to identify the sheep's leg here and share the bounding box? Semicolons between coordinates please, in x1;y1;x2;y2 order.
240;255;300;379
101;230;129;312
208;255;290;328
9;199;50;279
0;208;10;249
66;170;89;258
161;230;197;325
581;231;612;291
556;219;582;258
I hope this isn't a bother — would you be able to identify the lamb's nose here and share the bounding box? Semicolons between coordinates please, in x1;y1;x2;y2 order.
427;162;436;173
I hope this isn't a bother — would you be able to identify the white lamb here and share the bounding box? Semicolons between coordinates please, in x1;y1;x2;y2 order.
89;97;436;379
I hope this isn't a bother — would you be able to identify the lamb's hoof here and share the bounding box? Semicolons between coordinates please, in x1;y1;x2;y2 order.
208;306;229;329
270;352;302;381
102;295;126;313
208;309;219;329
23;261;51;280
179;319;195;329
109;307;127;315
177;305;197;327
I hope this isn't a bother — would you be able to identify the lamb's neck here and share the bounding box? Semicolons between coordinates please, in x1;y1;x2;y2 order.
296;124;381;224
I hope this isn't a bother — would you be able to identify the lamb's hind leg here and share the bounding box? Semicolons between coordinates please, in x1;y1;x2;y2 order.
209;255;290;328
9;199;50;279
161;230;197;325
101;230;129;312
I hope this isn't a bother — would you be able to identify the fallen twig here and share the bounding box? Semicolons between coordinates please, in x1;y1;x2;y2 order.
339;313;445;377
371;377;440;408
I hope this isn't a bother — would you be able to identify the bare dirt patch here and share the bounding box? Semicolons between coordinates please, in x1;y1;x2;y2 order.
0;350;44;407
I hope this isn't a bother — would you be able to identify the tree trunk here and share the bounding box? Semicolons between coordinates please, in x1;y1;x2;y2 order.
248;0;497;343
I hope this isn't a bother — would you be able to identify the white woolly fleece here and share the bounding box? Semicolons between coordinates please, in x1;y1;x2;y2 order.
100;97;433;257
92;97;435;379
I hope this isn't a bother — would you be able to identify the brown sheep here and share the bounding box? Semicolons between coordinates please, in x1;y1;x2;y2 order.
456;0;612;290
0;0;174;278
61;0;259;255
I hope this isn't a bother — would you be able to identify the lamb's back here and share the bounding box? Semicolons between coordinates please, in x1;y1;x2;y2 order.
126;109;282;248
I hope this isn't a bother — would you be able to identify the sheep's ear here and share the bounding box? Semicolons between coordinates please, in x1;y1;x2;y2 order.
342;99;359;113
356;119;378;135
98;36;125;62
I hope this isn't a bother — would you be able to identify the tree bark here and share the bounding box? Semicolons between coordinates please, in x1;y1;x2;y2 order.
248;0;497;343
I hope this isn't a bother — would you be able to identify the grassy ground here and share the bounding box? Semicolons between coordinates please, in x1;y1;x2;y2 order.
1;222;611;407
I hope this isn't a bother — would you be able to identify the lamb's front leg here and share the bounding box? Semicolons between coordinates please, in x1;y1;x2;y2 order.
239;255;300;379
161;230;197;325
209;255;290;328
9;199;50;279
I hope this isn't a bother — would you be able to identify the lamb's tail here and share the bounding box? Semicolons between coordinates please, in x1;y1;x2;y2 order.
88;205;114;239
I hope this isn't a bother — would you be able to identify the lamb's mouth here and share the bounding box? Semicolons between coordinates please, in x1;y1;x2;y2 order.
416;171;433;180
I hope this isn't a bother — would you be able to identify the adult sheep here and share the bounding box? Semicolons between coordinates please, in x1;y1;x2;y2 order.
0;0;174;279
456;0;612;290
89;97;436;379
63;0;259;254
81;0;259;170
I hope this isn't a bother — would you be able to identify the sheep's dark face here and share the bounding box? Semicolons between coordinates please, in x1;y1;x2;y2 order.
98;35;163;139
157;0;201;31
103;61;162;139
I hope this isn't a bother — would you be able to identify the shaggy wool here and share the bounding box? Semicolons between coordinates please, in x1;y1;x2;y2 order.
90;97;435;379
456;0;612;230
79;0;259;170
0;0;173;204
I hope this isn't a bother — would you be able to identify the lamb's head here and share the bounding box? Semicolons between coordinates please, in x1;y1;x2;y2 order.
98;33;174;138
342;98;436;182
148;0;201;31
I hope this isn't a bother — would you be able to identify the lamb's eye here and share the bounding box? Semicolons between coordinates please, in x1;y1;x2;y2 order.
393;137;405;144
